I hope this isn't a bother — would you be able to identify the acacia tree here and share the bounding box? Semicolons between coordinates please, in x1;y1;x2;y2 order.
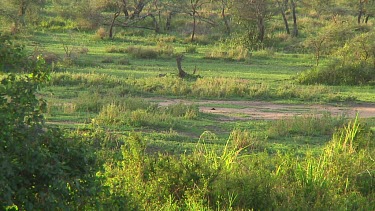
232;0;273;43
2;0;45;27
104;0;165;38
357;0;375;24
216;0;232;35
276;0;290;34
183;0;212;42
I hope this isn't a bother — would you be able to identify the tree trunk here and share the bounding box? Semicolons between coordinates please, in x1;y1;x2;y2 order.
277;0;290;34
358;1;364;24
131;0;145;19
291;0;298;37
109;12;120;39
221;7;231;35
18;1;28;26
365;15;370;24
191;12;197;42
176;55;187;78
121;0;129;18
149;14;160;33
257;17;265;42
166;12;173;31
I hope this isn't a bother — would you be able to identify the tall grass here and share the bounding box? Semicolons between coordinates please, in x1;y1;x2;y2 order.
49;72;351;102
268;113;347;138
94;99;199;128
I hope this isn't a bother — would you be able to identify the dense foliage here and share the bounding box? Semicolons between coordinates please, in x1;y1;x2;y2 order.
1;1;375;210
0;37;102;210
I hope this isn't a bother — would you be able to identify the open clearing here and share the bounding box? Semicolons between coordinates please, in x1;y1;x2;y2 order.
154;98;375;120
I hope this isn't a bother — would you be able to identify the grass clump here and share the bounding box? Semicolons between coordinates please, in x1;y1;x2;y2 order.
205;45;250;61
125;45;159;59
95;27;106;40
50;72;123;87
229;128;265;151
101;57;114;63
105;46;127;53
185;45;198;53
124;43;175;59
268;113;346;138
163;103;199;119
94;99;198;129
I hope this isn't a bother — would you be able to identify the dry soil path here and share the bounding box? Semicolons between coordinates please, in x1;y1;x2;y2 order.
153;98;375;121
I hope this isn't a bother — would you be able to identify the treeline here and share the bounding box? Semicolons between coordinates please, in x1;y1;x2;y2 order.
1;0;375;43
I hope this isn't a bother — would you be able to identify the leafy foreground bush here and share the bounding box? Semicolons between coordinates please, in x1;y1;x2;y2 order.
0;58;102;210
99;117;374;210
1;64;374;210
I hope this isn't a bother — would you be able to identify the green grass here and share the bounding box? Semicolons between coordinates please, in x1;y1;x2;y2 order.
28;30;374;157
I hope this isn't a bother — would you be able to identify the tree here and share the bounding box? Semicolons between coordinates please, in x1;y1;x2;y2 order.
178;0;212;42
104;0;165;35
276;0;290;35
232;0;273;43
357;0;375;24
217;0;232;35
291;0;298;37
1;0;45;27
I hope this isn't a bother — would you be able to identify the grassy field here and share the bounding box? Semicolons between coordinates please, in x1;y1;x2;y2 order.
2;27;374;210
26;31;373;150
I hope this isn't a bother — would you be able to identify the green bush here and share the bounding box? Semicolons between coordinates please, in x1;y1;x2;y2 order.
0;58;101;210
298;63;375;85
0;35;27;72
298;31;375;85
185;44;198;53
205;45;250;61
125;45;159;59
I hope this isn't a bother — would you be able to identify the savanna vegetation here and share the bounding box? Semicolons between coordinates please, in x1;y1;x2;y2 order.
1;0;374;210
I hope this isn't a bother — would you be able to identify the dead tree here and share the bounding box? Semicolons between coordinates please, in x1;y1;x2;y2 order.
176;55;187;78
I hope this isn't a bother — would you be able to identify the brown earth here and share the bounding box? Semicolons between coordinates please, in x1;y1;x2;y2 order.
153;98;375;121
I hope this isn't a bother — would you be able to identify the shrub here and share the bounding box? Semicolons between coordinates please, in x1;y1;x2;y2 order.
229;128;265;151
117;58;130;65
95;27;106;40
124;46;158;59
163;103;199;119
0;58;101;210
298;31;375;85
0;35;27;72
185;45;198;53
156;41;175;57
105;45;127;53
253;47;275;58
205;45;250;61
298;63;375;85
156;35;176;42
101;57;114;63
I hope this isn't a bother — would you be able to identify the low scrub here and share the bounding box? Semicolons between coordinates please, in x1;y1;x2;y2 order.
125;44;174;59
97;117;374;210
94;100;198;128
268;113;347;138
299;31;375;85
205;45;250;61
50;72;124;87
297;63;375;85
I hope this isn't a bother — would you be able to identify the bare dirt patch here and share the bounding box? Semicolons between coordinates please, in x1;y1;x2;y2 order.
152;98;375;121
